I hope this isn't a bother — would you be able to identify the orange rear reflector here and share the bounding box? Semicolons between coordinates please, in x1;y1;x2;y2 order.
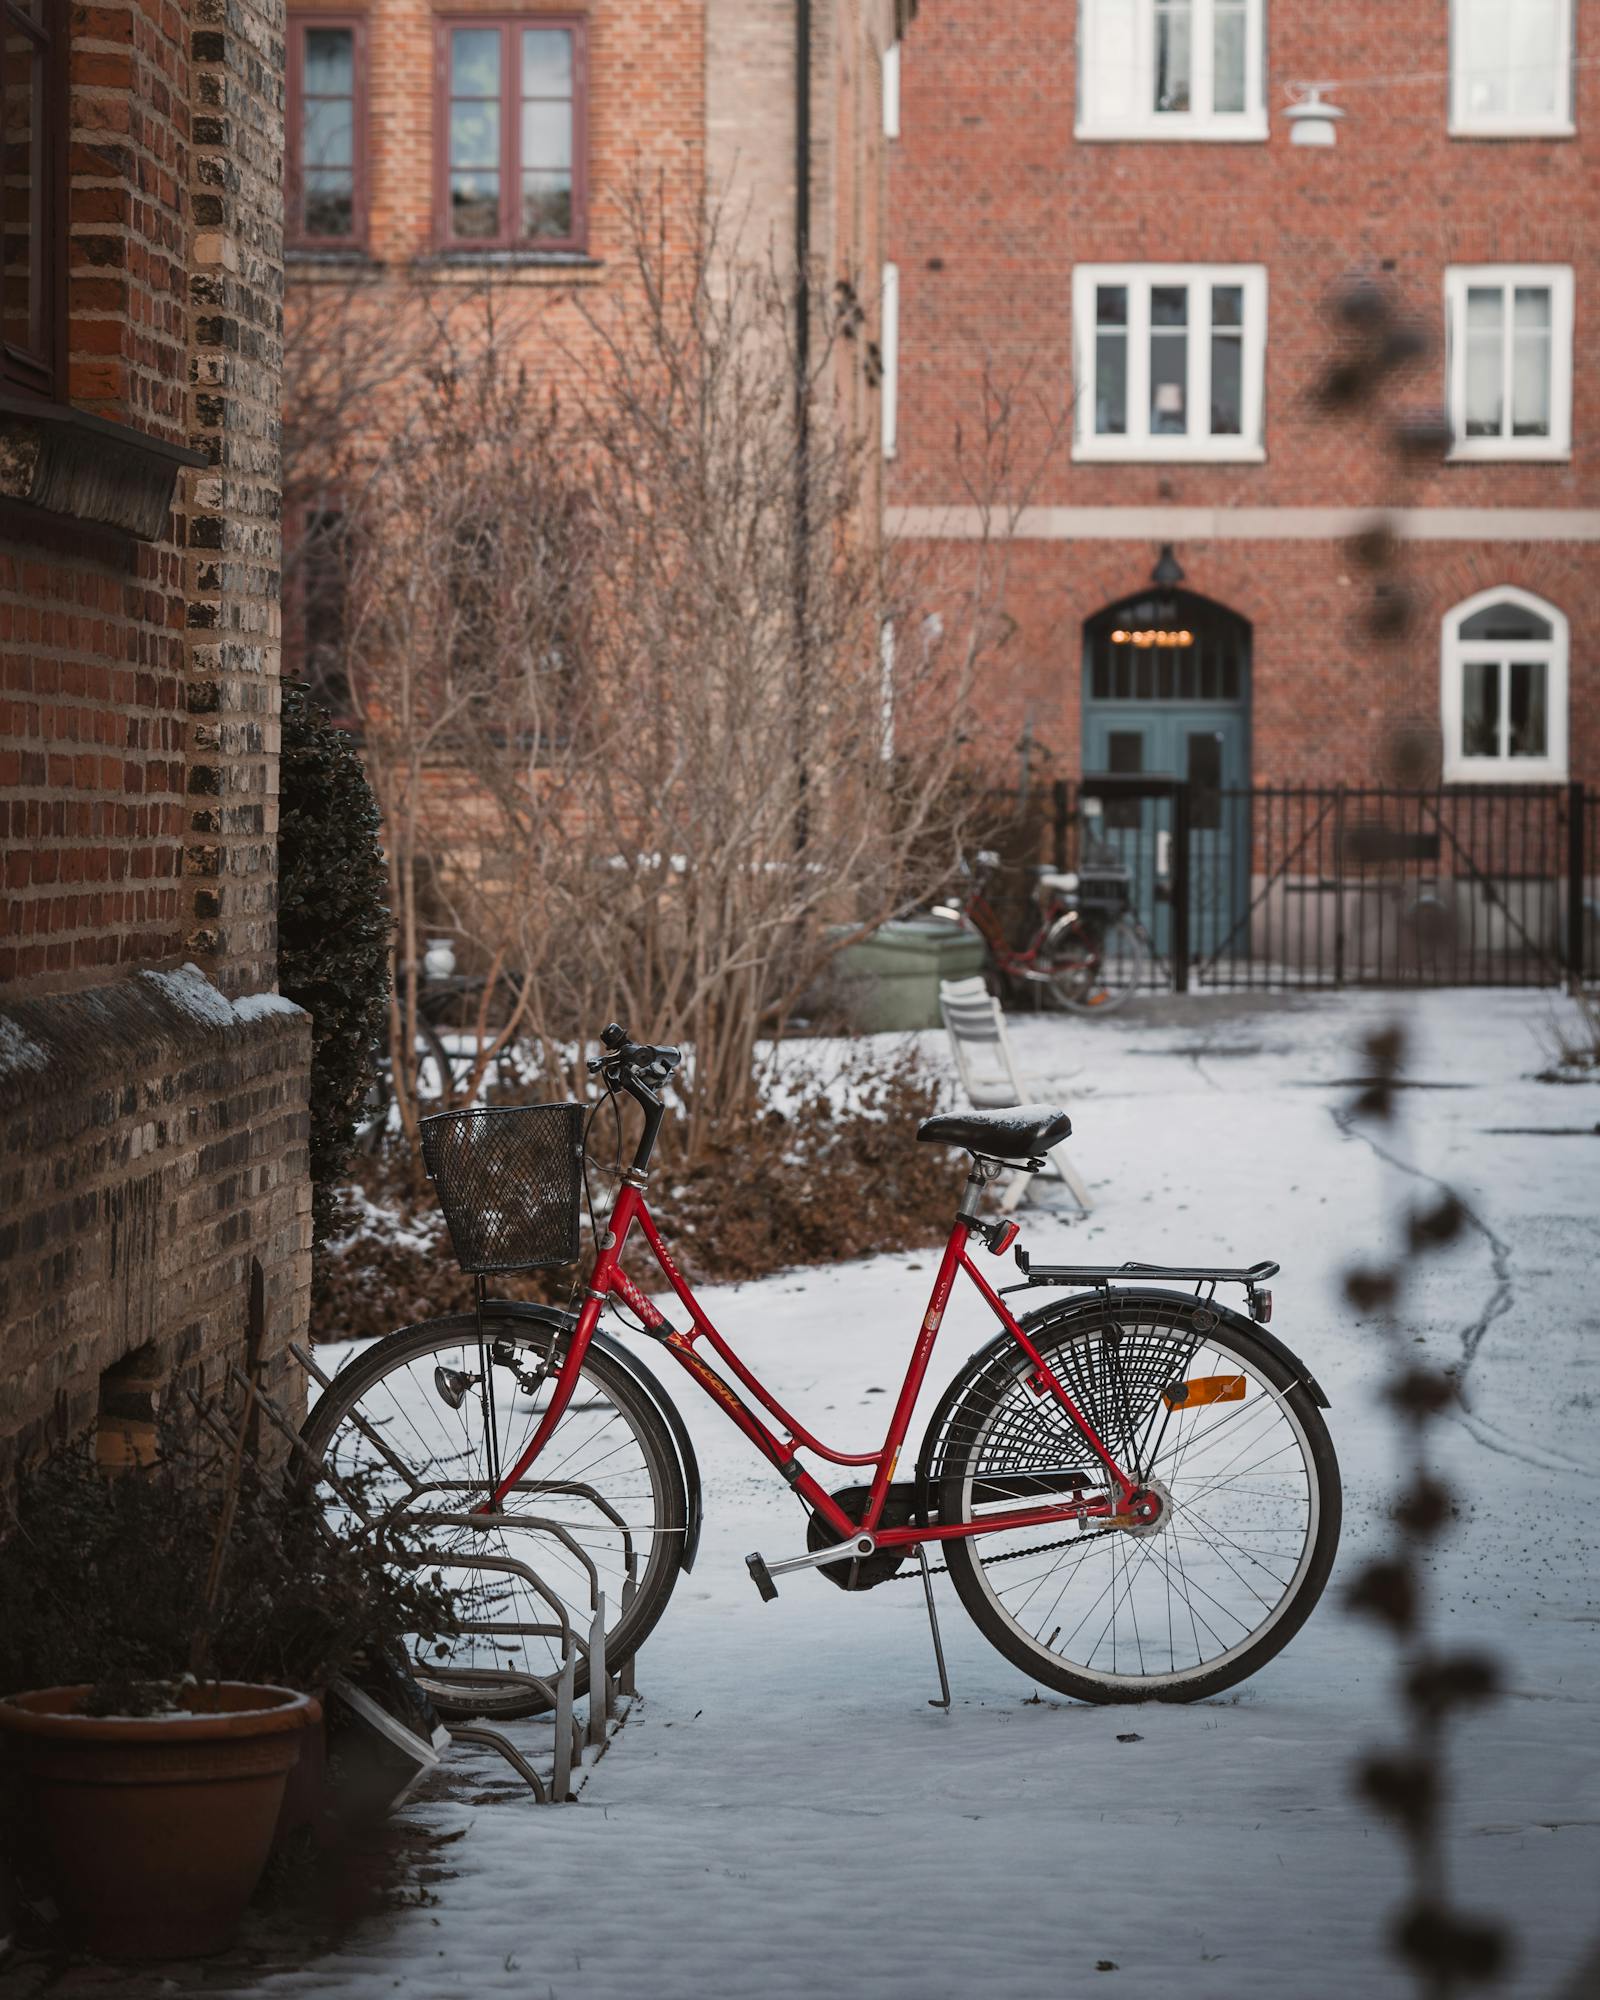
1163;1374;1247;1409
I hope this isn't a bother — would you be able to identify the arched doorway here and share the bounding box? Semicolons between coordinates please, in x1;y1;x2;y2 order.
1081;587;1251;960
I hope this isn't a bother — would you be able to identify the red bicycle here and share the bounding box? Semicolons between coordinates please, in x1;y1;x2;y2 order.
935;848;1152;1012
303;1027;1340;1712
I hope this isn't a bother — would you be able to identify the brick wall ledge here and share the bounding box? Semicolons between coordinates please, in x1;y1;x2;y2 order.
405;252;607;287
0;390;208;542
287;252;608;289
0;965;308;1119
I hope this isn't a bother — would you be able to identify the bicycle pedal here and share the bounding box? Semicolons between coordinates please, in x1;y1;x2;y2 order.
745;1552;779;1603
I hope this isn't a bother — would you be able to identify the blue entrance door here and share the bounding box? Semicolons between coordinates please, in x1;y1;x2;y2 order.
1081;589;1251;964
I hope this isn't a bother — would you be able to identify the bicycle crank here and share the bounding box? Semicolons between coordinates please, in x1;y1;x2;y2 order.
745;1533;877;1602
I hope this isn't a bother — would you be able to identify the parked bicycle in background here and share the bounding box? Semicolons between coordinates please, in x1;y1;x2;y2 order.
931;847;1152;1012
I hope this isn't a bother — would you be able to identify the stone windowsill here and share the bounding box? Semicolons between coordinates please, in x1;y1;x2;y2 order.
0;388;207;542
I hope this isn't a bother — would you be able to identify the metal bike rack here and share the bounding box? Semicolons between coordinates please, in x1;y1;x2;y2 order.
225;1354;636;1803
401;1515;619;1754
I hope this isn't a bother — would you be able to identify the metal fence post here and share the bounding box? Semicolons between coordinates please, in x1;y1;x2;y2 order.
1568;781;1587;981
1170;782;1190;993
1333;785;1347;988
1053;779;1070;872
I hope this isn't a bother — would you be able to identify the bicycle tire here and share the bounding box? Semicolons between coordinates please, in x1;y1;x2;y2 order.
299;1313;687;1719
939;1302;1341;1703
1041;911;1147;1013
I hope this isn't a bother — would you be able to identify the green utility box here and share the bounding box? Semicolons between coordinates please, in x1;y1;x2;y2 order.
830;919;988;1032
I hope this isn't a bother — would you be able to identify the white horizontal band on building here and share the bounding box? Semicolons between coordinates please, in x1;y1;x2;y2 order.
885;506;1600;543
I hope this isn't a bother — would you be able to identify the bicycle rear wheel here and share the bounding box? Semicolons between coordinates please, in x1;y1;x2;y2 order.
299;1314;686;1719
939;1300;1340;1702
1041;912;1147;1012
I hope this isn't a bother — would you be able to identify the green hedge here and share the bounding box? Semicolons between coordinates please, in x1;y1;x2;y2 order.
277;682;391;1246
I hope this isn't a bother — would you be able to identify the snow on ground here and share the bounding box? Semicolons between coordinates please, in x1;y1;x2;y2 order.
269;989;1599;2000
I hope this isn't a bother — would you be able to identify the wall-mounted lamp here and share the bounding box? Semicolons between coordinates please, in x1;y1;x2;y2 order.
1287;86;1345;147
1111;628;1195;649
1151;543;1185;586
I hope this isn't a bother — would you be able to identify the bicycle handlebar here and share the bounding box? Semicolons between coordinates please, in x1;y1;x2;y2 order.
587;1024;682;1176
586;1024;683;1086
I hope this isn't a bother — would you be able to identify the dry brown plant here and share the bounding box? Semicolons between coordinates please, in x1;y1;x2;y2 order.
297;191;1062;1168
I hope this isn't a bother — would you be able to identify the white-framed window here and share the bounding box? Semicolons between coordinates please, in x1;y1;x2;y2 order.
1450;0;1573;136
1445;266;1573;461
1078;0;1267;140
880;261;899;460
882;39;901;139
1440;586;1568;782
1072;264;1266;461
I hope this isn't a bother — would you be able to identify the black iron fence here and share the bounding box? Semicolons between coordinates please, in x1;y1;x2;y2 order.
982;780;1599;992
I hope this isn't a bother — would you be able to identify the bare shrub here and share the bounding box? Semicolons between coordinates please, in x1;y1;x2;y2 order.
318;189;1055;1170
314;1042;954;1341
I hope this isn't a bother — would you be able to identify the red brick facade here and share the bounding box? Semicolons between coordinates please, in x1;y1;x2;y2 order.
284;0;707;359
1;0;311;1478
281;0;908;549
0;539;188;986
886;1;1600;790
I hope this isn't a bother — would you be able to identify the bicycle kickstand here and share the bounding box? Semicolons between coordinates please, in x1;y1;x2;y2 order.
915;1544;952;1712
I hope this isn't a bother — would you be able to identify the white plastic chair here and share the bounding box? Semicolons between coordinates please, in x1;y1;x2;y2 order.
938;977;1093;1214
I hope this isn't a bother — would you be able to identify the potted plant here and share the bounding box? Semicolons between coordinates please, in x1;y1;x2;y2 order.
0;1393;457;1960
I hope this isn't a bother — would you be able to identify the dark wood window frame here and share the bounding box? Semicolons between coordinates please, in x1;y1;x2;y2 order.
432;14;589;255
286;12;369;253
2;0;68;398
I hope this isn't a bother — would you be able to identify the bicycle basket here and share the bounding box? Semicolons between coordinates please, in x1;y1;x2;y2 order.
419;1101;586;1274
1076;866;1132;912
1072;839;1132;912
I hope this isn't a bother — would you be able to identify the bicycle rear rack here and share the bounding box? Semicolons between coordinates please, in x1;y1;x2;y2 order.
1012;1253;1279;1319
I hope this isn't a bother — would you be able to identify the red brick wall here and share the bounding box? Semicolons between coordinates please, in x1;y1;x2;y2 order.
1;0;195;990
282;0;709;699
1;0;312;1479
287;0;704;326
935;536;1598;788
886;2;1600;786
0;538;188;987
68;0;192;439
0;980;311;1481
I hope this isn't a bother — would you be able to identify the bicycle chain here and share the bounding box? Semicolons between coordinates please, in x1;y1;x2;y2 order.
885;1528;1099;1582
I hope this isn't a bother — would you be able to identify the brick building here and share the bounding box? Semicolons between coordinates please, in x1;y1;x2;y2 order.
0;0;311;1473
280;0;910;681
885;0;1599;969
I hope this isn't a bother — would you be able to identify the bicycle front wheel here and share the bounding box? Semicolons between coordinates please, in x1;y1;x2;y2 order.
939;1300;1340;1702
1041;911;1147;1012
300;1314;686;1719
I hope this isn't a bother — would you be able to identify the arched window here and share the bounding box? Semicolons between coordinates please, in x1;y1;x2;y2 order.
1440;587;1567;782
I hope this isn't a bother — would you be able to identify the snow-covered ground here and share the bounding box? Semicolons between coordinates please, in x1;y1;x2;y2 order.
270;989;1599;2000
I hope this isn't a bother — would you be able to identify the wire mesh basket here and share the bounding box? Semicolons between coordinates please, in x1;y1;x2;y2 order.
1075;839;1133;914
419;1101;586;1274
1075;866;1132;913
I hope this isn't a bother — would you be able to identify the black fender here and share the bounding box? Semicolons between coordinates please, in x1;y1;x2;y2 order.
458;1300;703;1573
914;1284;1330;1519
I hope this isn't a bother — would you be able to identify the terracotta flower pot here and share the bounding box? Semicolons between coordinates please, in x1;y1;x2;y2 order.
0;1682;321;1960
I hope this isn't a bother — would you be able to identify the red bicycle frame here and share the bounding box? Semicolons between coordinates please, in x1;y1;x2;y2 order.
485;1178;1140;1551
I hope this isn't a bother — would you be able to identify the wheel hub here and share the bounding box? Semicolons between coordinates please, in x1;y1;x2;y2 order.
1107;1480;1172;1537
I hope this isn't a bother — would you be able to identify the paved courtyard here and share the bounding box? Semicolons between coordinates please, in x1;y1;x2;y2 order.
270;988;1598;2000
